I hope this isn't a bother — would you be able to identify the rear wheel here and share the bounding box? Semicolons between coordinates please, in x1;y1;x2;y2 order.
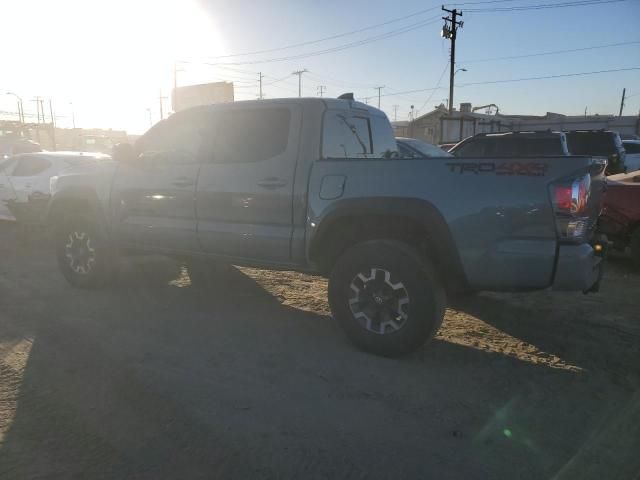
55;215;114;288
328;240;446;357
630;227;640;269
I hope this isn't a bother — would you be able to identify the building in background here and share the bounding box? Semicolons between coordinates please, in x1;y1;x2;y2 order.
0;120;129;153
172;81;234;112
396;103;640;145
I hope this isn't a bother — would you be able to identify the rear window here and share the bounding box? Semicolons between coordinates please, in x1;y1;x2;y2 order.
567;132;617;156
323;112;372;158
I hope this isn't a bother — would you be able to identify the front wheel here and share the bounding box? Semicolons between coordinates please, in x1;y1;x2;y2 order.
55;215;114;288
328;240;446;357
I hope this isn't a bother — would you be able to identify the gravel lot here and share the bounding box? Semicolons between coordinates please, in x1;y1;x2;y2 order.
0;223;639;479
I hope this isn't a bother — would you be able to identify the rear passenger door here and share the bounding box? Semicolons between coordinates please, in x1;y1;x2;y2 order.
196;103;301;262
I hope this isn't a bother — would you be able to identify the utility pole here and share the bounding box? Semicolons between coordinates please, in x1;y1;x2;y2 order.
317;85;326;97
393;105;399;121
173;62;184;112
49;99;57;151
374;86;385;109
146;108;153;128
32;97;42;143
70;102;76;128
441;6;463;115
159;90;167;120
33;97;42;123
6;92;23;124
259;72;264;100
619;87;626;116
292;69;308;97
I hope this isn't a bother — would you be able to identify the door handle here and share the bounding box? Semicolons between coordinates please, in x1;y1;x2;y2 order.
172;177;195;187
257;178;287;189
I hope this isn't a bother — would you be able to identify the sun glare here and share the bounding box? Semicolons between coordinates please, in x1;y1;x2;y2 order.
1;0;226;132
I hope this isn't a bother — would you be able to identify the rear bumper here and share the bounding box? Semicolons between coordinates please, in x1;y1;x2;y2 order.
552;239;606;292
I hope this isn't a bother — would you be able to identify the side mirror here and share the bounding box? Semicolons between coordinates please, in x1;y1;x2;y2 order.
112;142;136;163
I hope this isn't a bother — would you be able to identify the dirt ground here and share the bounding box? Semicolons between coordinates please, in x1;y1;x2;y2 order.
0;223;639;480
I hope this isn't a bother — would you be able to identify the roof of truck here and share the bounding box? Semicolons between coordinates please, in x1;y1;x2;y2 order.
175;97;385;118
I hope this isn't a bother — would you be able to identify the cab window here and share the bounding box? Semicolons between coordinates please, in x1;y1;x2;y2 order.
137;112;209;163
212;107;291;164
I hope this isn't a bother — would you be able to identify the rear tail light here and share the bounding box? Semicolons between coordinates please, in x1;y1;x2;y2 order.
551;174;592;241
552;175;590;214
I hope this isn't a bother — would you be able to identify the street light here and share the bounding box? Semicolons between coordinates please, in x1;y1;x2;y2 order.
454;68;467;76
5;92;24;124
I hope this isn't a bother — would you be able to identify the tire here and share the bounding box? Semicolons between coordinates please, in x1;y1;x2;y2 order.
185;258;231;287
630;227;640;269
328;240;446;357
55;215;114;288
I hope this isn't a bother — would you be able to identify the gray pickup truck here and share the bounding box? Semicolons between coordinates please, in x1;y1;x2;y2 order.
47;96;607;356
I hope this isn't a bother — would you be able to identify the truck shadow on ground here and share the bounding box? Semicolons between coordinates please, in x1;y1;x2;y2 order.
1;252;639;479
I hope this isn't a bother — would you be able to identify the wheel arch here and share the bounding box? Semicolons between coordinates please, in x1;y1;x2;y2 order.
46;187;106;227
308;197;468;292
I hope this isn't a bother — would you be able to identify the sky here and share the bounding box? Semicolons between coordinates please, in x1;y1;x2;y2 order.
1;0;639;134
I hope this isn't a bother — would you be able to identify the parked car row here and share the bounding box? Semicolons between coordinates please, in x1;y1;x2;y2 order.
446;130;631;175
0;152;108;223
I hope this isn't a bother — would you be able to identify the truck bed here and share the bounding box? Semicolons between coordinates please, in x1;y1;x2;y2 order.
308;155;604;291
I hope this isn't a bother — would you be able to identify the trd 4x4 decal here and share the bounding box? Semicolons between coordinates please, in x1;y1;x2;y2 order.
446;162;548;176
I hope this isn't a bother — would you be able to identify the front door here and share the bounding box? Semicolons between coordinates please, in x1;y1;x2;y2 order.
196;104;300;262
110;114;205;253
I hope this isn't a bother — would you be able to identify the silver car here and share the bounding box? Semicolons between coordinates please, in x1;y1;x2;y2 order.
0;151;108;223
622;140;640;172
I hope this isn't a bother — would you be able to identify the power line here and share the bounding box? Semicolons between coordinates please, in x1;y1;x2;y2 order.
263;74;296;86
417;62;450;112
456;66;640;87
447;0;531;4
357;66;640;100
184;0;546;62
206;16;442;66
465;0;626;12
305;71;379;89
370;85;445;99
461;39;640;63
198;6;441;60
